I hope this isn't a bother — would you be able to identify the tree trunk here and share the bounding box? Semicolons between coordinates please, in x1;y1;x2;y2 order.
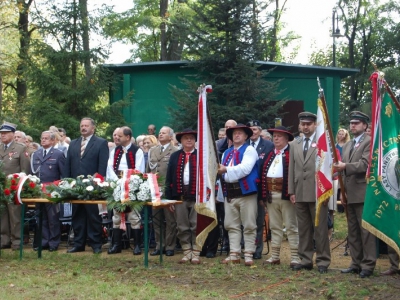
160;0;168;61
79;0;91;80
16;0;33;104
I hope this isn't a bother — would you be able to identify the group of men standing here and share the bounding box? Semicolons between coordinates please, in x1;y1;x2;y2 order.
1;112;397;275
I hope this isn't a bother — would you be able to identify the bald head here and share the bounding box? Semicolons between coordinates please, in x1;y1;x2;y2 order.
224;120;237;129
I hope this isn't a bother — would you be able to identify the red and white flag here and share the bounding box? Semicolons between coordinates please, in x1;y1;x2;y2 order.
195;84;218;248
315;98;334;226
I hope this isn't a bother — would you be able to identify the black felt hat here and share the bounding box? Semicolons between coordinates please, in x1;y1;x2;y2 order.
226;124;253;140
175;128;197;143
267;126;294;141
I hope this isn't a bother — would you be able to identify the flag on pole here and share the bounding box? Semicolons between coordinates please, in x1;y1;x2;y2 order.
315;98;334;226
362;74;400;256
195;84;218;248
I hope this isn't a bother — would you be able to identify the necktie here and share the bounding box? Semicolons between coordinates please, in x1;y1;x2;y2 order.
160;146;164;154
184;152;191;164
81;138;87;157
251;141;255;148
275;149;281;155
349;139;356;156
303;138;310;159
43;149;47;158
4;145;8;151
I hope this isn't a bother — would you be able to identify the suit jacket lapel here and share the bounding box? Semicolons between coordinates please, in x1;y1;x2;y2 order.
304;136;317;163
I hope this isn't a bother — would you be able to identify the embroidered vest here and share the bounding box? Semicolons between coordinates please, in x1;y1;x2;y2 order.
260;146;290;200
113;144;138;173
175;149;197;196
222;144;259;195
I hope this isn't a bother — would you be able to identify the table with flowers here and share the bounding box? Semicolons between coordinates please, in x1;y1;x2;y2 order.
5;170;181;267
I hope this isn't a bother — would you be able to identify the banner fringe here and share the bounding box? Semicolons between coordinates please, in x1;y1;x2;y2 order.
195;203;217;248
362;220;400;257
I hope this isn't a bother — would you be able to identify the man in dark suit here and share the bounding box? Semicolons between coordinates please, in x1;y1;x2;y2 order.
288;112;331;273
64;117;109;254
0;122;31;250
246;120;274;259
334;111;376;278
31;131;65;251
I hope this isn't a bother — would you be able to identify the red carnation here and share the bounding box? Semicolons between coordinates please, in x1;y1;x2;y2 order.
11;179;17;185
11;185;17;191
13;174;19;178
4;189;10;196
29;182;36;188
142;174;148;179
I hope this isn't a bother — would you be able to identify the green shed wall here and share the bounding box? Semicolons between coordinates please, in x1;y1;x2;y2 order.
108;62;355;138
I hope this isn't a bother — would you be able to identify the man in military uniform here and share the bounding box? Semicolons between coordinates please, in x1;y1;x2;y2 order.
0;122;31;250
146;126;178;256
31;131;65;251
334;111;376;278
288;112;331;273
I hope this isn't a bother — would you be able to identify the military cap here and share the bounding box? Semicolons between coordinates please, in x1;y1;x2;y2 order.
176;128;197;143
349;111;370;123
226;124;253;141
268;126;294;141
0;122;17;132
246;120;261;127
298;112;317;122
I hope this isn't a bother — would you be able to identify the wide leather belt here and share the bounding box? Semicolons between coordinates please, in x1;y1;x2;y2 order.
180;185;196;201
266;177;283;192
226;182;243;200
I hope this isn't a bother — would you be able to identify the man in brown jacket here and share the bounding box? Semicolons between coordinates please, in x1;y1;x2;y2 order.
0;122;31;250
146;126;178;256
334;111;376;278
288;112;331;273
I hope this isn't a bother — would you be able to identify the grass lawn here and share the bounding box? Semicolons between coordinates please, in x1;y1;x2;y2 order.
1;213;399;299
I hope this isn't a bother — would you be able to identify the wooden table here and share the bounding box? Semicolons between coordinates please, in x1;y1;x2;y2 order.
20;199;181;267
20;199;106;260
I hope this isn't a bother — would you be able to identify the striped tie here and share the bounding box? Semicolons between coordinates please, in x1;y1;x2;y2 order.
81;138;87;157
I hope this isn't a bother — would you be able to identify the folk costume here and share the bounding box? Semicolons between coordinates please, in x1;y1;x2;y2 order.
165;129;200;264
258;126;299;266
106;143;145;255
246;120;274;259
220;124;259;266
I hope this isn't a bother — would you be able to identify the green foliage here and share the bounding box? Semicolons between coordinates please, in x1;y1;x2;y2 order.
19;0;125;139
45;175;114;202
169;0;285;132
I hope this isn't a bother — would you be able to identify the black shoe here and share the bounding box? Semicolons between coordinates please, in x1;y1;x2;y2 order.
151;249;161;256
341;267;360;274
165;250;174;256
92;248;102;254
49;247;58;252
133;245;142;255
67;247;85;253
206;252;215;258
221;245;229;252
318;266;328;274
0;244;11;249
33;246;49;251
253;253;262;259
359;270;373;278
292;264;313;271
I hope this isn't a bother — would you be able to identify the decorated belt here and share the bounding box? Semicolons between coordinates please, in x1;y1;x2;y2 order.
266;177;283;192
226;182;243;201
180;185;196;201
